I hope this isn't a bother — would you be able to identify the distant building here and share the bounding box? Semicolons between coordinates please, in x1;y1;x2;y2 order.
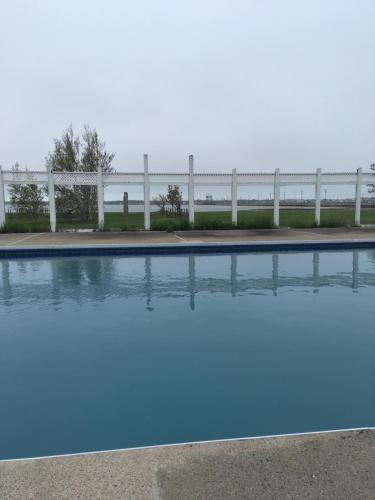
206;195;213;201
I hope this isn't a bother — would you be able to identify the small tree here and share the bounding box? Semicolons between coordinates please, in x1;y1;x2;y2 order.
154;194;168;213
166;185;183;215
9;164;45;218
46;125;115;221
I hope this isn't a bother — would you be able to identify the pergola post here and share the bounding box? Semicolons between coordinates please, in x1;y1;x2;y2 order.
231;168;238;225
314;168;322;226
97;165;105;231
144;154;150;230
188;154;194;225
47;165;56;232
0;167;6;228
273;168;280;227
355;167;362;226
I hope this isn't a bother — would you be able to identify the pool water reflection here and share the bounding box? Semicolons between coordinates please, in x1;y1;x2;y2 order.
0;249;374;459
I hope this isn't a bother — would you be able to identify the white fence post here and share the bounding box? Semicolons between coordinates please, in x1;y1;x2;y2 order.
47;165;56;232
144;154;150;230
314;168;322;226
188;154;194;225
0;167;6;228
231;168;238;225
355;167;362;226
273;168;280;227
97;165;105;231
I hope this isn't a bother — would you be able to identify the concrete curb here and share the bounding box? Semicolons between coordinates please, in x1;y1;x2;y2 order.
1;238;375;258
1;426;374;464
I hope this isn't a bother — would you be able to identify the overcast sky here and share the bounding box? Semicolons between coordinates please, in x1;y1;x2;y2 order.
1;0;375;199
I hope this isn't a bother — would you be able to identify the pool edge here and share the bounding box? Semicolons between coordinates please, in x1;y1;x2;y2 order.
1;426;374;463
2;428;375;500
1;238;375;258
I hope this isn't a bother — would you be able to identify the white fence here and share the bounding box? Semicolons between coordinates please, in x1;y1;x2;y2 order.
0;155;374;231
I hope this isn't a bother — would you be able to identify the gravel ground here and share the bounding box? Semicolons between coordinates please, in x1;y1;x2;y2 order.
1;429;374;499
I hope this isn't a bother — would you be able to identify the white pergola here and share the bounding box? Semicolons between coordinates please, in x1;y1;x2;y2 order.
0;155;373;231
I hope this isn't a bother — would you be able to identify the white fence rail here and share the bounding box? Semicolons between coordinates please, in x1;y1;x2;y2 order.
0;156;374;231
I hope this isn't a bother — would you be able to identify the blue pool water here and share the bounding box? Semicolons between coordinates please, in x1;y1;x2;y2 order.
1;248;375;460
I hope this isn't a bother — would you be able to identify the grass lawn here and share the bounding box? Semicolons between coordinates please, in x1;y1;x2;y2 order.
1;208;375;233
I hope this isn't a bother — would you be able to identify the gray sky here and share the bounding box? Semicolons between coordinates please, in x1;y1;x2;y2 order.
1;0;375;199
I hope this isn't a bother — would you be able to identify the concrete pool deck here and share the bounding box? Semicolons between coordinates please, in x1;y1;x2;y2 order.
1;429;375;499
1;226;375;247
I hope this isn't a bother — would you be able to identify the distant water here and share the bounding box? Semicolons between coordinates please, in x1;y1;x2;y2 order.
4;202;351;214
104;204;315;213
1;248;375;459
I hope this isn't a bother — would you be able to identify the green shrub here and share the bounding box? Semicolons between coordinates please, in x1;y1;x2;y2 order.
0;215;50;233
237;212;273;229
151;218;190;232
2;208;375;233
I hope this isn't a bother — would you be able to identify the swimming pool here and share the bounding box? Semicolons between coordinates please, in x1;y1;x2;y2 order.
1;247;375;460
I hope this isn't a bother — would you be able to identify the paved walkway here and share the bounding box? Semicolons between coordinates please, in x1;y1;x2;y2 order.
1;227;375;246
1;430;374;499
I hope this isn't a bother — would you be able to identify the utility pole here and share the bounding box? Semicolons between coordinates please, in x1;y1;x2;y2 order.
123;192;129;214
